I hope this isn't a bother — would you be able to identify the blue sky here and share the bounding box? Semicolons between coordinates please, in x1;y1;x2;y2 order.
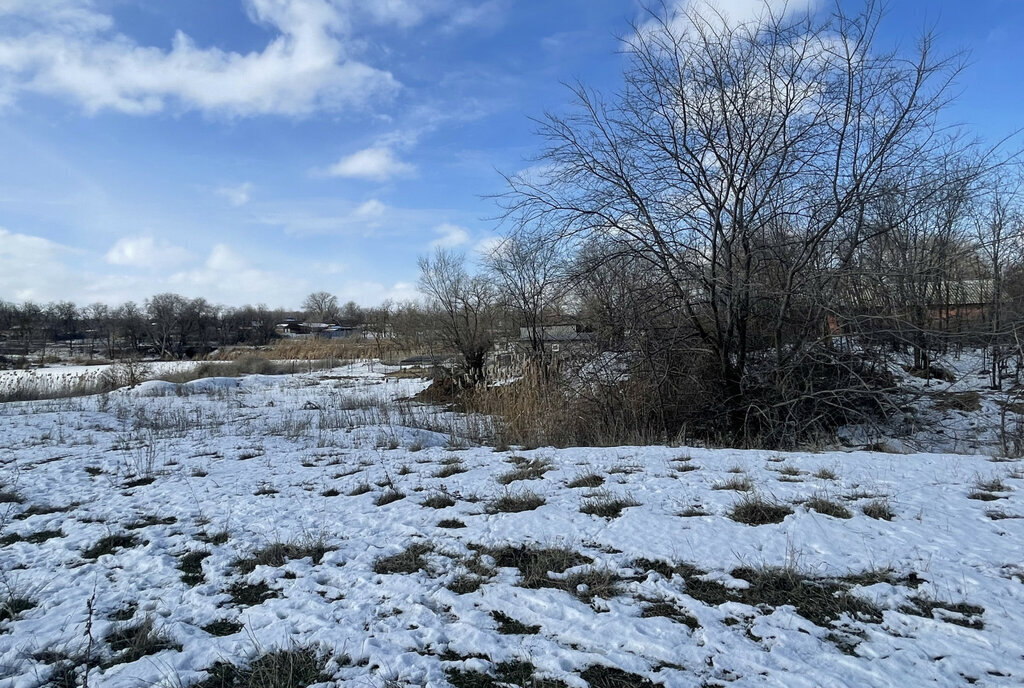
0;0;1021;308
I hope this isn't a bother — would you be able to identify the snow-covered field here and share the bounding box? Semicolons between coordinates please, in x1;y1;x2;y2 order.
1;362;1023;687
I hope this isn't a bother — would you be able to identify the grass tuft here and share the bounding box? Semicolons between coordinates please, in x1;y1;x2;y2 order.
900;596;984;629
805;496;852;519
473;544;614;602
179;550;212;585
226;580;279;607
567;473;605;489
434;458;467;478
496;458;552;485
713;475;754;492
375;489;406;506
104;617;181;666
862;498;895;520
580;491;640;518
233;537;332;574
373;542;432;575
728;494;792;525
422;491;457;509
192;646;333;688
202;619;245;637
579;665;659;688
486;490;545;513
82;533;140;559
639;599;700;629
0;594;35;623
491;610;540;635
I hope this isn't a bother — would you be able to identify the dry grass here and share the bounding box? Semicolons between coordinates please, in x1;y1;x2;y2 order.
374;542;432;575
375;489;406;506
233;537;332;574
191;646;334;688
713;475;755;492
104;617;181;666
805;495;852;519
473;543;615;603
421;491;457;509
932;390;982;413
729;494;793;525
486;490;545;513
496;457;552;485
491;610;540;635
862;498;895;520
580;491;640;518
226;580;279;607
82;533;140;559
434;458;467;478
178;549;211;585
567;472;605;488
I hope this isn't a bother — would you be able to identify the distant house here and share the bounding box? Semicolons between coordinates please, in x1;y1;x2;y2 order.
488;323;597;378
519;324;595;343
274;321;364;339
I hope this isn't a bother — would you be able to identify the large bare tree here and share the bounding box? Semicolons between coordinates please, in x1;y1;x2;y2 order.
502;0;970;442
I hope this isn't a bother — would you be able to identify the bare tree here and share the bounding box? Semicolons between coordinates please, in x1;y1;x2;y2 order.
418;249;496;385
485;230;567;366
974;172;1024;388
502;0;970;443
302;291;339;323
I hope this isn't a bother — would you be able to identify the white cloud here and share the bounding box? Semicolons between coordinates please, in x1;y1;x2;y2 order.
429;222;470;248
204;243;249;272
0;0;399;117
674;0;818;26
0;227;76;301
0;0;113;33
259;198;402;237
328;147;415;181
353;199;387;218
216;182;253;207
105;235;191;268
473;235;504;257
336;279;421;305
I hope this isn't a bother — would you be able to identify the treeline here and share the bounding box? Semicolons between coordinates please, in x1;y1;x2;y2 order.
0;291;482;363
0;297;288;361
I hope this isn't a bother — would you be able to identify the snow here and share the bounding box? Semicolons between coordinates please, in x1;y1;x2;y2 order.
0;361;1022;687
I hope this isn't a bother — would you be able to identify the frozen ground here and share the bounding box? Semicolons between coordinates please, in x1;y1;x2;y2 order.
1;362;1023;687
